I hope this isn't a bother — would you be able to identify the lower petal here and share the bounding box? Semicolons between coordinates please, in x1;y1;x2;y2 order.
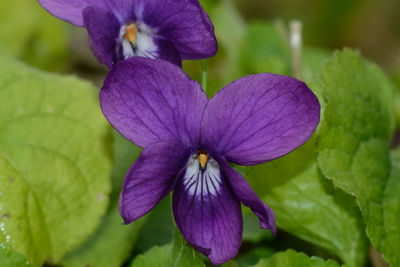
172;156;242;265
219;158;276;234
119;141;189;224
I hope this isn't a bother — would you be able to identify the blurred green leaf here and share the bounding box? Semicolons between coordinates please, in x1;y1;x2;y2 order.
242;213;273;243
302;47;331;85
0;246;33;267
251;249;341;267
61;131;143;267
134;195;174;253
61;205;146;267
108;130;142;201
302;47;330;123
391;65;400;129
239;22;291;76
393;64;400;90
317;49;397;266
393;91;400;130
210;0;246;51
242;135;368;267
0;0;69;71
0;49;112;265
183;0;247;97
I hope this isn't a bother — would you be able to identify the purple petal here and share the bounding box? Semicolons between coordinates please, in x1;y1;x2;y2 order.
120;141;189;224
100;57;208;148
173;155;242;265
154;38;182;67
200;74;320;165
137;0;217;59
83;6;120;68
37;0;108;26
219;157;276;234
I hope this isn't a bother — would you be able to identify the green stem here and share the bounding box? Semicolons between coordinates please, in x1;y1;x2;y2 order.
289;20;303;79
202;60;207;92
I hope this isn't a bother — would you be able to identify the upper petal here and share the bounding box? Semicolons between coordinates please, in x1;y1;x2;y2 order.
173;154;242;265
38;0;136;26
100;57;208;148
120;141;189;224
218;157;276;234
200;74;320;165
83;6;121;68
37;0;109;26
135;0;217;59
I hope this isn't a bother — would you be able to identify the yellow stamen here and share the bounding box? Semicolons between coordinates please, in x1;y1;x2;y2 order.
197;151;208;169
124;24;137;44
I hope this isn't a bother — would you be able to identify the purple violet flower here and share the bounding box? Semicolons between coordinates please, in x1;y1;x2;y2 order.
100;58;320;265
37;0;217;68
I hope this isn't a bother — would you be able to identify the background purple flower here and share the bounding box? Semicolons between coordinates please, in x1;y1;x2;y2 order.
99;58;320;265
37;0;217;68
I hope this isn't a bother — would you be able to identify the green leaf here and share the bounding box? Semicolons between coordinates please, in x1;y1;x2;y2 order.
221;260;240;267
377;149;400;266
0;247;33;267
235;247;274;267
61;131;143;267
130;244;172;267
317;49;397;266
0;0;69;71
242;135;368;267
130;230;205;267
252;249;341;267
170;230;205;267
0;50;112;265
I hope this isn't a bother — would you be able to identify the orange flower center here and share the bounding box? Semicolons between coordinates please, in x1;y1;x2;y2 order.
124;23;137;44
197;150;208;169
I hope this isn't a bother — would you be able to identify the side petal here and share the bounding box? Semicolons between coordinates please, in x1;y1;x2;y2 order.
120;141;189;224
200;74;320;165
136;0;217;59
173;156;242;265
83;6;121;68
219;157;276;234
100;57;208;148
37;0;109;26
